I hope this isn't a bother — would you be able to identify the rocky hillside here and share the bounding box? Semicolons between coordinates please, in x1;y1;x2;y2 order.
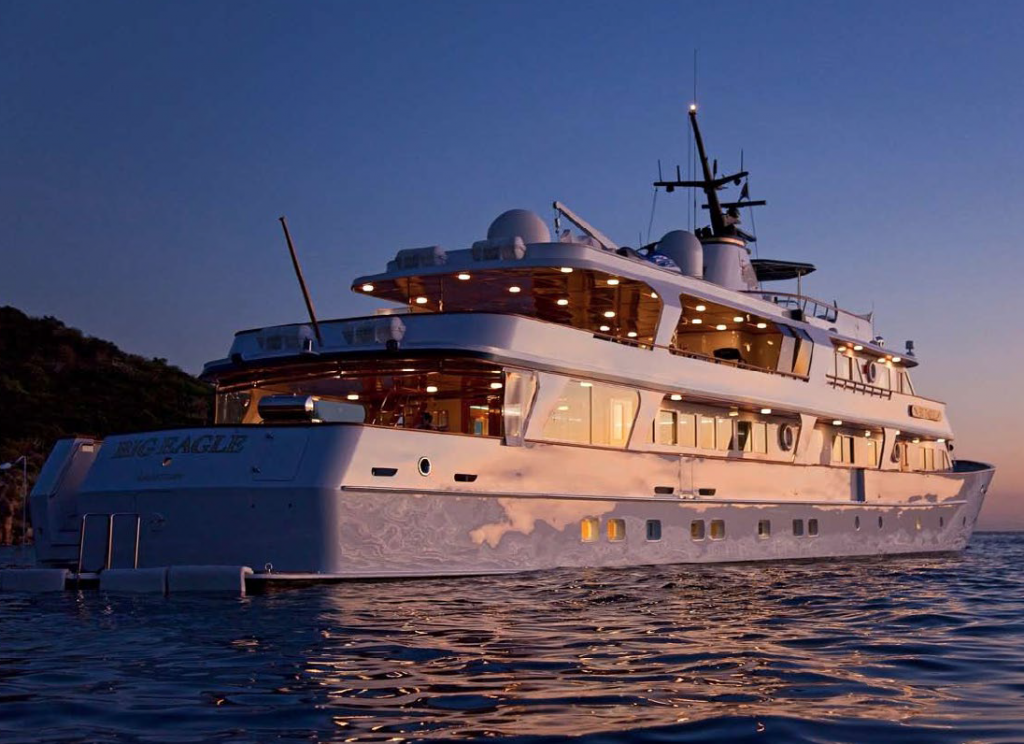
0;306;211;544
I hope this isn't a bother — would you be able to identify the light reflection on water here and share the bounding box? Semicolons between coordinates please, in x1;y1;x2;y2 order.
2;534;1024;743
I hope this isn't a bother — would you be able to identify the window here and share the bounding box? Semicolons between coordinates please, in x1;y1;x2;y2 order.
698;417;716;449
835;353;853;380
922;447;936;471
646;519;662;541
793;518;804;537
866;438;879;468
757;519;771;539
581;518;599;542
679;413;697;447
607;518;626;542
655;410;678;445
808;518;819;536
542;379;639;448
832;434;855;464
915;516;922;531
691;520;706;541
752;422;768;453
940;516;945;528
503;370;537;444
855;515;861;530
709;520;726;540
737;420;752;451
878;516;884;529
715;418;734;451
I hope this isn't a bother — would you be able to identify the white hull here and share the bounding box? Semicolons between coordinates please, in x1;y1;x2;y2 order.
29;426;993;580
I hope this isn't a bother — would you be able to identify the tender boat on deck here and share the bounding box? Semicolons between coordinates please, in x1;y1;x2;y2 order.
26;108;994;584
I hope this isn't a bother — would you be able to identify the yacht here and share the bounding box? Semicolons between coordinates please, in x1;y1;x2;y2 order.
26;108;994;584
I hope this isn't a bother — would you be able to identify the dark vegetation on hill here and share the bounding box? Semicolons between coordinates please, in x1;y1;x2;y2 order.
0;306;211;544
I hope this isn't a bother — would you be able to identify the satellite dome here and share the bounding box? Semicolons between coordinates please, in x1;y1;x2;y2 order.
487;209;551;244
655;230;703;278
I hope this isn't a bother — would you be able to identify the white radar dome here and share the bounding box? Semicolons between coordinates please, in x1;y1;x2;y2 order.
655;230;703;278
487;209;551;244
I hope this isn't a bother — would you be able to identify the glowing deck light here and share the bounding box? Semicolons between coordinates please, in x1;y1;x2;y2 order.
457;273;471;280
346;394;360;401
853;344;864;351
557;405;570;411
426;385;438;393
728;409;739;417
415;296;428;304
560;267;573;273
715;324;727;331
401;368;416;372
756;322;768;329
599;325;611;332
627;331;638;338
603;311;616;318
912;437;921;443
557;298;569;306
670;394;683;401
891;356;902;363
864;430;872;437
689;103;698;112
733;316;745;323
361;283;374;292
607;278;620;286
832;419;843;426
580;381;593;387
490;382;503;390
509;286;521;293
651;292;658;298
760;408;773;415
695;304;707;312
691;318;703;325
938;438;947;443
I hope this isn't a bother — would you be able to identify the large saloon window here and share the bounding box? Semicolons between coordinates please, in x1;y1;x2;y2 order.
671;293;812;377
213;359;507;437
355;267;663;348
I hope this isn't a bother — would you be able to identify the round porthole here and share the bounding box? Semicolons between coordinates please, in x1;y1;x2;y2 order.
864;362;878;383
778;424;795;451
891;443;902;463
417;457;431;476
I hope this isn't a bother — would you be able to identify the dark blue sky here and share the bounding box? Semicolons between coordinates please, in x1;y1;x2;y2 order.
2;0;1022;522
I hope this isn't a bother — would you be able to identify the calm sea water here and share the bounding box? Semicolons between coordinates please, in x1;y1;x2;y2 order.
2;534;1024;743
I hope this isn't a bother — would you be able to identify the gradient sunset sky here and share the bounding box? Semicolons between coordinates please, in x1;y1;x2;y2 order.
2;1;1022;527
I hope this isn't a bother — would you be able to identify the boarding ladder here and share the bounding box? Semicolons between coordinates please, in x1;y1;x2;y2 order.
77;513;141;574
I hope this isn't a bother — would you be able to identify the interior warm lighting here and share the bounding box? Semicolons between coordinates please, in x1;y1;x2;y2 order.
760;408;773;415
557;298;569;306
715;324;727;331
580;381;593;388
733;316;745;323
490;382;503;390
838;346;848;352
560;267;573;273
603;311;616;318
670;394;683;401
756;322;768;329
853;344;863;351
627;331;638;338
599;325;611;332
400;368;416;372
509;286;521;293
457;273;471;280
426;385;438;393
415;296;428;304
346;394;359;401
832;419;843;426
361;283;374;292
728;409;739;417
557;405;570;411
695;304;707;312
607;278;620;286
691;318;703;325
891;356;902;363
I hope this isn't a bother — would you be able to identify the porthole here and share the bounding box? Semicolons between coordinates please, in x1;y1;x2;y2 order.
792;518;804;537
709;520;725;540
607;518;626;542
778;424;796;452
417;457;431;476
690;520;706;541
855;515;861;530
940;516;945;528
808;518;819;536
581;518;599;542
891;443;902;464
878;515;884;529
646;519;662;541
757;519;771;539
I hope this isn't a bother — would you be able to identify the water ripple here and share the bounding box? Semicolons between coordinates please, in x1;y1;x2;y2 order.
2;533;1024;742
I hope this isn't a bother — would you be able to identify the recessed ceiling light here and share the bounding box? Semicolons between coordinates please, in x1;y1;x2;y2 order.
415;296;428;304
728;409;739;417
912;437;920;443
733;316;745;323
607;278;620;286
426;385;438;393
832;419;843;426
864;430;872;437
937;438;946;443
361;283;374;292
557;405;570;411
760;408;773;415
599;325;610;332
346;394;359;401
670;394;683;401
604;311;616;318
627;331;638;338
490;382;503;389
838;346;847;352
695;304;707;312
560;267;573;273
650;292;658;299
509;286;521;293
756;322;768;329
853;344;863;351
691;318;703;325
715;324;727;331
401;368;415;372
557;298;569;306
457;273;471;281
891;356;902;363
580;381;593;387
